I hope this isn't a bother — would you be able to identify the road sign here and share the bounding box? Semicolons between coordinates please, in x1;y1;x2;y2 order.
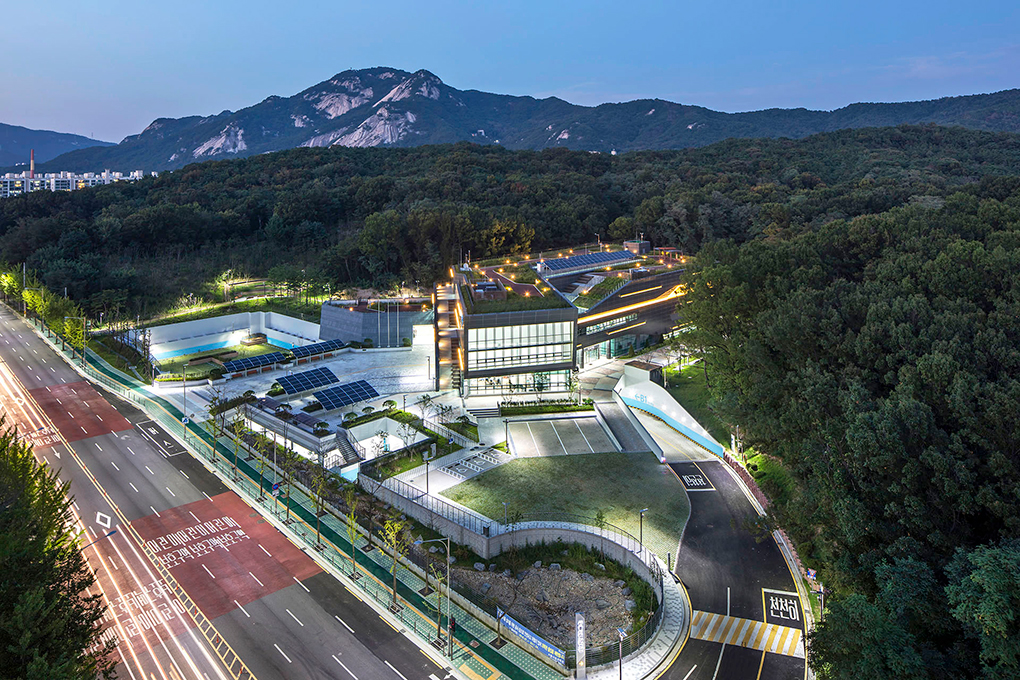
272;482;280;490
181;416;189;424
807;568;817;580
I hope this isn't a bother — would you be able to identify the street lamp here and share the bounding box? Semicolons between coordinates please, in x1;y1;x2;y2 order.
639;508;648;555
617;627;626;680
504;419;509;451
81;529;118;549
424;453;431;495
414;536;452;657
182;362;190;441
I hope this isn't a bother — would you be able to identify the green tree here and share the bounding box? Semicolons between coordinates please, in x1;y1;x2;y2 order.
0;420;116;678
381;516;411;606
946;541;1020;677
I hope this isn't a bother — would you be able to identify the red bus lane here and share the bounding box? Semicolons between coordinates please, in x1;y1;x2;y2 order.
132;492;322;619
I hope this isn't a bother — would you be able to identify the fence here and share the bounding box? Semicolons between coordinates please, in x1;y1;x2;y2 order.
422;418;476;447
364;473;494;536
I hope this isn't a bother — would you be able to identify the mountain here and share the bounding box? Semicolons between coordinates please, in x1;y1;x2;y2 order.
0;123;113;168
31;67;1020;172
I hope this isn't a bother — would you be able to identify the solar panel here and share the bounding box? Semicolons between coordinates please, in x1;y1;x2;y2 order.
543;250;632;271
221;351;287;373
258;397;282;412
292;412;325;429
276;367;339;395
291;338;347;359
313;380;380;411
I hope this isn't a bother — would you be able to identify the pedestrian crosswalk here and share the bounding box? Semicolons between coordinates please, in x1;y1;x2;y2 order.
690;610;805;658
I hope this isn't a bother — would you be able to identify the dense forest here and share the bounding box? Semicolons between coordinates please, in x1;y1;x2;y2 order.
2;124;1020;318
679;182;1020;677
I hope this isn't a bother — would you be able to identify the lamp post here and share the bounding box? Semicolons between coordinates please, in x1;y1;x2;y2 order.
504;419;509;451
617;627;626;680
81;529;118;549
182;362;190;432
424;454;431;495
414;536;452;657
502;501;508;526
639;508;648;556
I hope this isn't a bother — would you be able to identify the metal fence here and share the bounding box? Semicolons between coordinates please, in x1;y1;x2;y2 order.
364;473;494;536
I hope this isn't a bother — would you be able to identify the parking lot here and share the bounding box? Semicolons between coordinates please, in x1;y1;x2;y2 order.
507;416;618;457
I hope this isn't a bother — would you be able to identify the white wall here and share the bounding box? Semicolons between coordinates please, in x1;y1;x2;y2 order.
615;366;724;456
149;311;322;359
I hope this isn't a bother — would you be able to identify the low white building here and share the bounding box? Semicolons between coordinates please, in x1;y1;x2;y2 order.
0;169;155;199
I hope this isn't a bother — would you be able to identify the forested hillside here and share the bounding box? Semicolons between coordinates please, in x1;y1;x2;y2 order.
679;182;1020;678
1;124;1020;319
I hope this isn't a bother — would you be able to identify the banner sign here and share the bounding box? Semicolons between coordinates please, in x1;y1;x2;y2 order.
497;607;565;666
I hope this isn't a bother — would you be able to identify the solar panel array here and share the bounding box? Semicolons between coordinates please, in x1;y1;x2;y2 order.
291;338;347;359
276;367;339;395
292;411;325;429
258;397;282;412
313;380;380;411
221;351;287;373
542;250;632;272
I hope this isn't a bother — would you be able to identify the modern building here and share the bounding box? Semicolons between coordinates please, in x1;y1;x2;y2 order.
0;169;155;199
438;246;684;398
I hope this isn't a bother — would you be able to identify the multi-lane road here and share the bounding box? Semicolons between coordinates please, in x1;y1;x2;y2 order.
0;304;454;680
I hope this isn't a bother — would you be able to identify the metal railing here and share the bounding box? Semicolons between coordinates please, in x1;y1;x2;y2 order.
421;418;476;447
363;473;494;536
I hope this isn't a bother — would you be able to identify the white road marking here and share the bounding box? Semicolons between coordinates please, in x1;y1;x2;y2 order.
682;666;698;680
129;483;139;493
234;600;250;618
179;470;189;479
385;660;408;680
55;398;61;404
294;576;310;592
203;491;211;501
126;447;135;455
110;461;119;471
259;544;272;557
250;572;264;587
334;615;354;633
144;465;154;475
95;443;102;451
96;415;103;422
80;426;87;433
108;555;118;570
67;411;74;418
201;564;216;579
334;656;358;679
189;511;201;523
149;506;160;518
286;609;304;626
273;644;292;664
165;486;176;497
50;367;55;372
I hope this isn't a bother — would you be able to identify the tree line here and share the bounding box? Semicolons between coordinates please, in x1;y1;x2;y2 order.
2;125;1020;320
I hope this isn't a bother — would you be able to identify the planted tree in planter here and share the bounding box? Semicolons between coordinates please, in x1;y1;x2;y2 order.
342;485;361;578
382;515;411;607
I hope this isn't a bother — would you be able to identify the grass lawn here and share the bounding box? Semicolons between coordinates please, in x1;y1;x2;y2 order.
664;363;731;444
442;452;690;562
159;342;286;377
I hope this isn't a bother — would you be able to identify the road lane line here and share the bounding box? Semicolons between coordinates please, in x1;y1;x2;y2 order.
179;470;189;479
258;544;272;556
96;415;103;421
334;656;358;679
110;461;120;471
233;600;250;618
682;666;698;680
385;660;408;680
189;511;201;523
149;506;160;518
286;609;304;626
80;426;86;433
68;411;74;418
203;491;211;501
108;555;119;570
129;482;139;493
249;572;264;587
165;486;176;497
273;644;292;664
144;465;154;475
201;564;216;580
127;447;135;455
293;576;309;592
96;443;103;451
334;615;354;633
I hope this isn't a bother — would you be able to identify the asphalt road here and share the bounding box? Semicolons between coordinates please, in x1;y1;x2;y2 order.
0;305;454;680
663;460;806;680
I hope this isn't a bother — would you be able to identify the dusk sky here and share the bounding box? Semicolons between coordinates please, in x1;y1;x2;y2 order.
1;0;1017;143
